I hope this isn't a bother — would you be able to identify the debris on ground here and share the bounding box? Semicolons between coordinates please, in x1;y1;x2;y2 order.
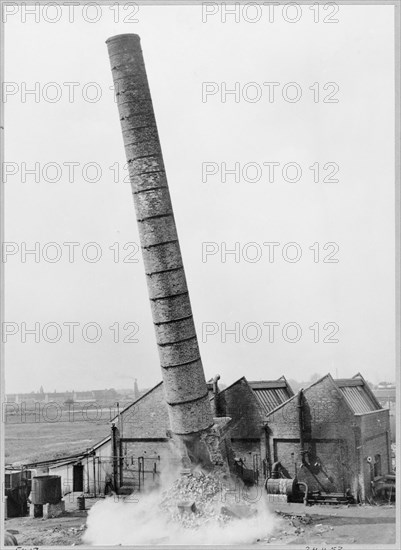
4;485;396;546
274;509;313;525
18;525;86;547
159;471;256;529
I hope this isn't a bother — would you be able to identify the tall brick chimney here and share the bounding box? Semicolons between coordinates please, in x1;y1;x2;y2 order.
106;34;213;438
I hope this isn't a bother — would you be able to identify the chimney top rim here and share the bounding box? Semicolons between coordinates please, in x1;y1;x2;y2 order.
106;34;141;45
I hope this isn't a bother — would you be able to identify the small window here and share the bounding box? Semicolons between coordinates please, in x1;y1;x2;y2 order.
5;474;11;490
374;454;382;477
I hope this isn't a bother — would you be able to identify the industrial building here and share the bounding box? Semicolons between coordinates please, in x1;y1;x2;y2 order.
264;373;391;503
27;371;391;504
16;376;293;498
372;384;396;442
4;34;394;516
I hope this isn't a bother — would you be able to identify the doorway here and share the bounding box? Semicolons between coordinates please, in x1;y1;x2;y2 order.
73;463;84;492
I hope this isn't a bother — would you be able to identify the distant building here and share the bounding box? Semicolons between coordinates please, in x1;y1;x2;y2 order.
5;388;118;406
372;385;396;442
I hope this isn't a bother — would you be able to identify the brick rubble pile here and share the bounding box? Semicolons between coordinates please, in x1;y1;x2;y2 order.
159;471;256;529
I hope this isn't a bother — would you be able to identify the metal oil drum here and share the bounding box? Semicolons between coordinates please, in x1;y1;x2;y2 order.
265;477;296;497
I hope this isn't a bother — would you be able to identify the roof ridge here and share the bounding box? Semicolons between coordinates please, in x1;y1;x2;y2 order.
110;381;163;421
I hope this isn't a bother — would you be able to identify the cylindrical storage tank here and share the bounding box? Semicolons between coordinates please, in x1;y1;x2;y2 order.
265;478;296;497
31;475;62;505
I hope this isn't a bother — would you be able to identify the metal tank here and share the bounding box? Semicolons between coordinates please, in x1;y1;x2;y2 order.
265;477;296;497
31;475;62;505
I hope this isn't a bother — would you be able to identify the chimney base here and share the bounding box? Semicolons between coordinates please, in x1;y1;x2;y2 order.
172;419;233;475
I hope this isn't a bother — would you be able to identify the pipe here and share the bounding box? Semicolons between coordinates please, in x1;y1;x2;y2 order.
92;454;96;497
212;374;220;416
297;481;308;505
86;451;89;494
212;374;220;393
386;430;391;472
106;34;212;436
297;390;306;465
111;423;118;493
271;461;282;479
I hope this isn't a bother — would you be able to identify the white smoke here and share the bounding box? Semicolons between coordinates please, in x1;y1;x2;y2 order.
83;475;279;546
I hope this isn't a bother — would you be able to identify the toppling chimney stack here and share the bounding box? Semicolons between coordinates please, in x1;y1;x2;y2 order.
106;34;214;442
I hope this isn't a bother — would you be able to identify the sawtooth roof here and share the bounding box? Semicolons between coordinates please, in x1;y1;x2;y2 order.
334;373;382;414
248;377;294;415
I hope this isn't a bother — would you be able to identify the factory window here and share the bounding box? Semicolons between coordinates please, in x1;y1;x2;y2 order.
374;454;382;477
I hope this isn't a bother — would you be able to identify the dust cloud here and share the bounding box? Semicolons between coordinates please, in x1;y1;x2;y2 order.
84;470;278;546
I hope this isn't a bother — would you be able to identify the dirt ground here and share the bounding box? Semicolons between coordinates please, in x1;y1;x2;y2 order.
264;502;396;546
4;494;396;546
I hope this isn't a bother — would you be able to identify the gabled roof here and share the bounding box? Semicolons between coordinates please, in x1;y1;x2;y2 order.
91;434;111;451
110;381;163;422
210;375;294;416
264;373;350;418
248;376;294;415
334;373;382;414
207;376;247;402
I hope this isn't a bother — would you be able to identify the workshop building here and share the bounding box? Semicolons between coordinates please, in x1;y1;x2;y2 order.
264;373;391;502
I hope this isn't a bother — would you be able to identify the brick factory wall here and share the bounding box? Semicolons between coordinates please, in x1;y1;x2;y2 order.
266;376;359;496
117;383;170;439
230;438;262;467
220;380;264;439
114;385;189;481
101;376;391;501
218;379;265;464
356;408;391;501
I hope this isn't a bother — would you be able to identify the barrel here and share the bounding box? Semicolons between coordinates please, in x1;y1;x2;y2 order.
265;478;295;497
31;475;62;505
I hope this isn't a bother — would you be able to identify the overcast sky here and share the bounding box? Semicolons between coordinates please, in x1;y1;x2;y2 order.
3;3;396;393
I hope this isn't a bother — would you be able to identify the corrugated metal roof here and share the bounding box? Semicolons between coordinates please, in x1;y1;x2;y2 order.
336;383;380;414
248;381;292;415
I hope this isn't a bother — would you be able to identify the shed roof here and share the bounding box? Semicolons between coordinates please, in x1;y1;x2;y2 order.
334;374;382;414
